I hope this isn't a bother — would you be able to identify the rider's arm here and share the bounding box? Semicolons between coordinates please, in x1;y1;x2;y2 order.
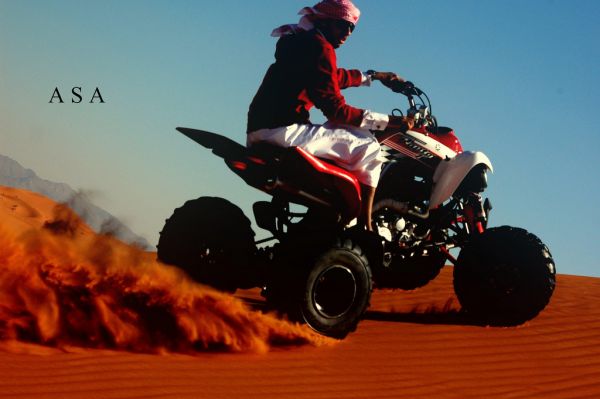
336;68;363;89
306;37;390;130
306;40;363;126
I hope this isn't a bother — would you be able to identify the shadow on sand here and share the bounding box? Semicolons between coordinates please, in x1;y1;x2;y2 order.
238;294;489;327
363;309;487;327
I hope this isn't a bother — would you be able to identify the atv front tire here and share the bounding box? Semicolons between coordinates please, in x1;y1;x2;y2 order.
157;197;256;292
454;226;556;325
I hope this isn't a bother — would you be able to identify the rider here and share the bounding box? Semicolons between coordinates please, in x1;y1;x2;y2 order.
247;0;413;231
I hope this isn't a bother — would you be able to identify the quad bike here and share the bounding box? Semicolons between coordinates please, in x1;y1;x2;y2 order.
157;81;556;338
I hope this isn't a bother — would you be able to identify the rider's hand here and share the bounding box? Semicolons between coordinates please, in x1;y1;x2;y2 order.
371;71;405;89
385;115;414;134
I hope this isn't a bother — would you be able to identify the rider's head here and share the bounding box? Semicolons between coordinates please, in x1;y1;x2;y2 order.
310;0;360;48
313;17;356;48
271;0;360;48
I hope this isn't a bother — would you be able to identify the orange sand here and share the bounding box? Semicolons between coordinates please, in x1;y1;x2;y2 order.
1;185;599;398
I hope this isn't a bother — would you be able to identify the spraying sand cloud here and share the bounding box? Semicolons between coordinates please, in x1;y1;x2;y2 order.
0;186;326;353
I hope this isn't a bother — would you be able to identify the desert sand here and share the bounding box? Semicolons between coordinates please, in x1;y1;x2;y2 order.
0;185;599;399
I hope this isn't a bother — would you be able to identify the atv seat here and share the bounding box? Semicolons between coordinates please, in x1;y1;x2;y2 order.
175;127;362;222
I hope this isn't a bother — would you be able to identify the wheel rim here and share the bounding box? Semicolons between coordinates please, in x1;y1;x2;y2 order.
313;265;357;319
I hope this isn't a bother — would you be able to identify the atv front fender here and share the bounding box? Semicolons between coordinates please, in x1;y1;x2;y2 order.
429;151;493;209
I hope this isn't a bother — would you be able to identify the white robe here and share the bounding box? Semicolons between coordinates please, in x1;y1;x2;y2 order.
247;122;384;187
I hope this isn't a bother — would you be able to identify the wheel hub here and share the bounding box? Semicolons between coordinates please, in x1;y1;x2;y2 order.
313;265;357;318
489;262;522;295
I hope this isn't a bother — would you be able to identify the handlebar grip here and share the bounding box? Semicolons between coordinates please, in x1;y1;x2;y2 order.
389;80;421;96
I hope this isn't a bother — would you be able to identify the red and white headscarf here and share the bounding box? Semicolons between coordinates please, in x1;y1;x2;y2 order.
271;0;361;37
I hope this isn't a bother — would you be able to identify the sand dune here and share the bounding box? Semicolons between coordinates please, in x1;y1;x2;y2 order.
1;185;599;398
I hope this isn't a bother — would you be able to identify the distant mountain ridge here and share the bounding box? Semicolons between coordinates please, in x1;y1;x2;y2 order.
0;153;151;249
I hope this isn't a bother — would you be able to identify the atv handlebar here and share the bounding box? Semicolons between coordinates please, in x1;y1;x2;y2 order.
386;80;435;129
387;80;423;97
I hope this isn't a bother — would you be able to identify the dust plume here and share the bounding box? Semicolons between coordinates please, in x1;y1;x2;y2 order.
0;200;326;354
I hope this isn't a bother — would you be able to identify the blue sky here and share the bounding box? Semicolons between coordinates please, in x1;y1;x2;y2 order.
1;1;599;277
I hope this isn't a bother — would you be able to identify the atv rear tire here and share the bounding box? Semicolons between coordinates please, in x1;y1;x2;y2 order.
157;197;256;292
300;239;373;338
454;226;556;325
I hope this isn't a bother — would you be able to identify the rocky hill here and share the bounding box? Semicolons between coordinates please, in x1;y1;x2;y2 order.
0;153;150;248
